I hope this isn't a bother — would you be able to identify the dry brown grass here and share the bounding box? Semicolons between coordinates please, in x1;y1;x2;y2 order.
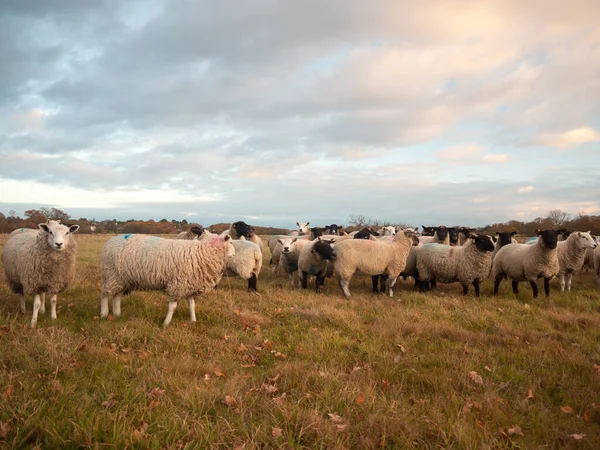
1;233;599;449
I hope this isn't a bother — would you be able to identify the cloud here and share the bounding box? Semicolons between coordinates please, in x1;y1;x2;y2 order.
518;186;535;193
537;127;600;149
435;145;482;161
482;154;508;163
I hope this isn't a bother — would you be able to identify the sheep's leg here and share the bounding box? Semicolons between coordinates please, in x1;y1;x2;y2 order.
31;294;42;328
473;280;480;297
462;284;468;295
248;273;258;291
20;296;26;313
371;276;379;293
565;273;572;292
316;274;325;292
301;271;308;289
187;298;196;323
40;293;46;314
559;274;566;292
493;274;503;295
419;281;428;293
529;280;539;299
163;301;178;328
339;279;351;299
512;281;519;295
50;294;57;320
380;275;388;293
431;280;437;290
113;296;122;317
387;276;398;297
544;277;551;297
100;296;110;318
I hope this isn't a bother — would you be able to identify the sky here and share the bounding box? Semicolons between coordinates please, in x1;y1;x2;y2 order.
1;0;599;228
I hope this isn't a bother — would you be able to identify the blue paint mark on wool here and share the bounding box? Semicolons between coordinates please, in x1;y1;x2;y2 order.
122;234;132;240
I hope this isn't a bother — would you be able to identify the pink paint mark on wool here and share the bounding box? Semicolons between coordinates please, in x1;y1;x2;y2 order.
207;237;223;248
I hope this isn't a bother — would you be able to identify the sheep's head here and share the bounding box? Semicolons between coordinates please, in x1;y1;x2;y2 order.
38;220;79;251
296;222;310;234
573;231;597;250
472;234;495;252
190;226;205;238
536;229;559;249
277;237;297;254
421;226;435;236
327;224;343;235
231;221;254;238
448;227;460;244
379;226;396;236
310;227;325;238
354;228;379;240
495;231;517;247
313;237;337;261
435;225;448;241
222;235;235;258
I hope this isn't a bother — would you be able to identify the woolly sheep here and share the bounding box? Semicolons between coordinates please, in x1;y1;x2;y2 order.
332;230;415;299
229;221;264;253
491;231;517;263
372;233;420;293
557;231;597;292
419;226;450;245
595;245;600;286
177;226;205;240
376;226;396;236
289;221;310;237
298;237;337;292
459;227;477;245
420;226;435;236
352;228;380;240
224;238;263;291
416;234;495;296
493;229;560;298
448;227;460;246
276;237;310;287
100;234;235;327
2;221;80;327
324;224;344;235
583;235;600;272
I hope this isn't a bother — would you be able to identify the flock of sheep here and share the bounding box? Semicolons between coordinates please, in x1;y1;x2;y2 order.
2;220;599;328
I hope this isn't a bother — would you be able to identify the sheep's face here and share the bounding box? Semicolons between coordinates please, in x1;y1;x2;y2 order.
435;226;448;241
327;224;343;235
421;226;435;236
39;221;80;251
380;226;396;236
190;226;205;238
536;229;559;249
296;222;310;234
354;228;379;240
473;234;495;252
557;229;572;241
448;227;460;244
232;221;254;238
222;235;235;258
574;231;598;250
313;238;337;261
277;238;297;254
459;227;476;237
310;227;325;238
495;231;517;247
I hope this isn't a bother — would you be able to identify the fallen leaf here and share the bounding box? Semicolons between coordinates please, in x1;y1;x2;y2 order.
233;308;241;316
121;347;131;353
472;401;482;410
268;374;280;382
381;379;391;390
203;373;211;382
272;393;287;405
147;388;165;399
224;395;237;407
569;434;586;440
240;364;255;368
527;389;534;400
560;406;574;414
508;424;524;436
214;370;225;378
77;344;87;352
262;383;278;394
463;402;473;413
351;366;362;374
484;366;492;372
148;400;160;409
396;344;407;353
335;424;349;432
138;351;149;360
328;413;344;423
271;427;283;437
469;371;483;385
393;356;401;363
0;422;12;438
4;385;14;400
263;340;273;350
233;444;246;450
239;343;248;352
356;392;365;405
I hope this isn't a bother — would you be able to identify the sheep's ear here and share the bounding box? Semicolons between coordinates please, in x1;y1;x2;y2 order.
296;222;300;226
536;229;542;235
69;225;80;234
223;235;231;242
328;239;335;243
511;231;517;236
495;232;500;236
373;231;380;236
316;236;322;241
292;238;297;243
39;223;50;233
277;238;283;245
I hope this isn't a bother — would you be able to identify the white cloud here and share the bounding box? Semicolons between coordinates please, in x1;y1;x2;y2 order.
537;127;600;149
518;186;535;193
482;154;508;163
435;145;482;161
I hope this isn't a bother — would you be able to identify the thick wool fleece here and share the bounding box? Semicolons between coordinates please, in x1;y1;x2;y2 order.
493;238;559;283
224;239;263;288
2;228;77;297
557;232;597;291
101;234;232;300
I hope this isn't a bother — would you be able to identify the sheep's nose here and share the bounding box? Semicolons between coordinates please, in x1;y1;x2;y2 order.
55;242;63;249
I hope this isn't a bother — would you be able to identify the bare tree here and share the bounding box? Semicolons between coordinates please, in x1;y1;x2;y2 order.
547;209;569;228
348;213;371;227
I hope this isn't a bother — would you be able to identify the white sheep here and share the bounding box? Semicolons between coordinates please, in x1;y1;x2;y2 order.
100;234;235;327
177;226;205;240
289;222;310;237
332;230;415;299
2;221;80;327
582;235;599;272
376;226;396;236
557;231;597;292
298;237;337;292
276;237;309;287
224;237;263;291
492;229;560;298
416;234;495;296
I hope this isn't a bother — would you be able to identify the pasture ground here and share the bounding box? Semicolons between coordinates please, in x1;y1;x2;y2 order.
1;234;599;449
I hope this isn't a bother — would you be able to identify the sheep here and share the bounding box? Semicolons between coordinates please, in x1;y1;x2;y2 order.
324;224;344;235
557;229;572;241
225;237;263;291
583;235;600;272
371;232;421;293
298;237;337;292
352;228;380;240
276;237;310;287
229;221;264;253
177;225;205;240
421;226;435;236
332;230;415;299
100;234;235;327
448;227;461;246
376;226;396;236
492;229;560;298
459;227;477;245
595;245;600;286
2;221;80;327
419;226;450;245
491;231;517;263
289;221;310;237
556;231;597;292
416;234;495;296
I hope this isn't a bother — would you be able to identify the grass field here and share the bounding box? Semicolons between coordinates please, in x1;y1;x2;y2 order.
1;233;599;449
